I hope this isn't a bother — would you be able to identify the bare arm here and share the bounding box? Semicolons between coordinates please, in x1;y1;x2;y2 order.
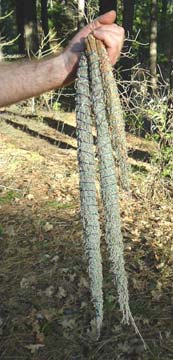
0;11;124;107
0;54;67;107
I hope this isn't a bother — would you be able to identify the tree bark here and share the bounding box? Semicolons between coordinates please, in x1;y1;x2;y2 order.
161;0;168;32
78;0;86;29
123;0;135;34
16;0;25;54
120;0;135;92
25;0;39;54
16;0;39;55
99;0;117;15
41;0;50;51
149;0;158;93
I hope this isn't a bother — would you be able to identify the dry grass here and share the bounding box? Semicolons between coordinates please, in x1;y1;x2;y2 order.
0;111;173;359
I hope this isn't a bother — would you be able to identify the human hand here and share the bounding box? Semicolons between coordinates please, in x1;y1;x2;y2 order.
62;11;125;84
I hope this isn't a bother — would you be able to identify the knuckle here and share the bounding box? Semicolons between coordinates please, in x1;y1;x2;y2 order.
119;26;125;36
114;44;121;56
112;37;119;46
114;42;120;52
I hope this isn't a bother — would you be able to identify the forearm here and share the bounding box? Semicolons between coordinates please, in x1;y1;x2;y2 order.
0;11;124;108
0;53;71;107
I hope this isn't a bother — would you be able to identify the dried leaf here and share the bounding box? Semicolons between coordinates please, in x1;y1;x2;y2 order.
43;222;53;232
61;318;76;329
26;193;34;200
25;344;45;354
45;285;54;297
58;286;66;299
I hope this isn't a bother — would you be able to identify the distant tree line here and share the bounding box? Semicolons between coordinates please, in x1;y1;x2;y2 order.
0;0;173;127
0;1;172;86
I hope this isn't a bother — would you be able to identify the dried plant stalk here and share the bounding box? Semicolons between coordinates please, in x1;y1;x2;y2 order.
76;53;103;336
96;39;130;192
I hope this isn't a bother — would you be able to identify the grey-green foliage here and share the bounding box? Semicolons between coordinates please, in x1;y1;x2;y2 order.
76;36;145;345
86;35;131;325
76;53;103;337
96;40;130;192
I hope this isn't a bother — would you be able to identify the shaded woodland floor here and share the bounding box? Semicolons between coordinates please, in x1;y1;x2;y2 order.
0;107;173;359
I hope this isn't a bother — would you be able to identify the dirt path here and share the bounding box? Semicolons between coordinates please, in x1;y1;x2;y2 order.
0;113;173;359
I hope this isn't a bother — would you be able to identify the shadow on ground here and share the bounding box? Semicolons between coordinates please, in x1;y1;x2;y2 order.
0;114;173;359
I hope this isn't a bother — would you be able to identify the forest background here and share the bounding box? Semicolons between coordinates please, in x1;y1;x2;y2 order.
1;0;173;174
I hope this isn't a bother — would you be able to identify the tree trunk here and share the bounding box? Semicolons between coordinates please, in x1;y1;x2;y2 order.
16;0;25;54
161;0;168;31
41;0;50;51
120;0;135;97
78;0;85;29
16;0;39;55
149;0;158;94
123;0;135;34
24;0;39;54
99;0;117;15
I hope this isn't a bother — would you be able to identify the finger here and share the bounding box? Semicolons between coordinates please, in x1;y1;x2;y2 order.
92;29;124;65
107;46;121;65
89;10;116;32
92;24;124;36
93;28;124;48
74;11;117;43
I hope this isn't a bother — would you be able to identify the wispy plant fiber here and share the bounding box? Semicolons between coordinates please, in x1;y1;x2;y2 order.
85;35;131;324
76;53;103;337
95;39;130;192
76;35;145;345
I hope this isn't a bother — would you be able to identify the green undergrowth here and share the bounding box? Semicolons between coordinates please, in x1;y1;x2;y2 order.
45;200;74;209
0;190;22;204
0;106;173;359
130;163;149;174
0;224;4;236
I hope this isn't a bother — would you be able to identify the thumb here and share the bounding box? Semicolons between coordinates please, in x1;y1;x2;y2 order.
96;10;116;25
